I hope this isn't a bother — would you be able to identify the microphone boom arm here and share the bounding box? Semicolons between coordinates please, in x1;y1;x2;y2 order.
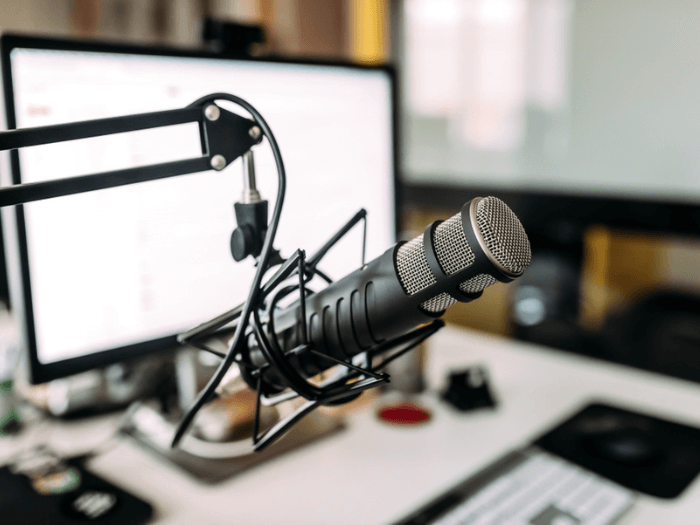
0;100;262;206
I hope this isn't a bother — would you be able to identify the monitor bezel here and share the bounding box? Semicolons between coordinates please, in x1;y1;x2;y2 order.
0;32;400;384
402;183;700;242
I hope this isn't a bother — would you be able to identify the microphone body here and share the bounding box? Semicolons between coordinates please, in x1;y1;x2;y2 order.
240;197;531;395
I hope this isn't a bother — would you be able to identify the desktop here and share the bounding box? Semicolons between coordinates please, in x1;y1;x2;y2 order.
2;9;700;522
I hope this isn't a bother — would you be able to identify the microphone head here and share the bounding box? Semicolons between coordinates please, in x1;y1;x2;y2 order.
396;197;531;313
473;196;531;277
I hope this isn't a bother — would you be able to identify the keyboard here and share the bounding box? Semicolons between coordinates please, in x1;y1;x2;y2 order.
393;448;635;525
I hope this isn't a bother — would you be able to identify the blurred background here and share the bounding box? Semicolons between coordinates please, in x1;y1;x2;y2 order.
2;5;700;522
2;0;700;383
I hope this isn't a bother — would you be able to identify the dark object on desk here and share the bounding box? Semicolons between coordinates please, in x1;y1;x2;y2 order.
202;17;265;56
535;402;700;498
586;428;665;467
510;251;588;354
599;291;700;384
0;457;153;524
442;366;497;412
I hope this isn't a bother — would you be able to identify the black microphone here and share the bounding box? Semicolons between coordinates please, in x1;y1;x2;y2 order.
238;196;531;396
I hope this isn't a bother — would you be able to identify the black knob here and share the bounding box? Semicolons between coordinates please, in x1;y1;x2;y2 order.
442;366;497;412
231;224;256;261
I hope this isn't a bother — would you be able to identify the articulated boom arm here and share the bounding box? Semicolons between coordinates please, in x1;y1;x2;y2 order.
0;97;261;207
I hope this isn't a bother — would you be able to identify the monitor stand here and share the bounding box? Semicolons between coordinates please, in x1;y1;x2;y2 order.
122;346;345;483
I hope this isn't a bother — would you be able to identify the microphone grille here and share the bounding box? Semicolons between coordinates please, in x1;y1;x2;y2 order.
432;213;475;275
458;274;498;295
475;197;531;275
397;197;530;313
421;274;498;312
421;292;458;313
396;236;436;295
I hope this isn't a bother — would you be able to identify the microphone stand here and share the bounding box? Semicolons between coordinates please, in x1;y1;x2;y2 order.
0;94;443;453
0;102;261;207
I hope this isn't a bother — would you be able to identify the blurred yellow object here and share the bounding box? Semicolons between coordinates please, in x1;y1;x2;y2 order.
580;226;666;330
350;0;388;64
579;226;613;330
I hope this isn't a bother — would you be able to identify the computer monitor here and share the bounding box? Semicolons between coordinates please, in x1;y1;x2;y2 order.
0;34;397;384
399;0;700;209
396;1;700;381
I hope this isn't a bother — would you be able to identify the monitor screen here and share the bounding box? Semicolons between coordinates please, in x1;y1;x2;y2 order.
0;36;396;383
400;0;700;206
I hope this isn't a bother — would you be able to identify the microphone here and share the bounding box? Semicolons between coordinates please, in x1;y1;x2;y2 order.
238;196;531;396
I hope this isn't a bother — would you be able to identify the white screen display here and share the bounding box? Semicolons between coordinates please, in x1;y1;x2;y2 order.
401;0;700;204
8;48;395;366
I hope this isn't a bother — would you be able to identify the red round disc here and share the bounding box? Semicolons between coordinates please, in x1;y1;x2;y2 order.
376;402;432;426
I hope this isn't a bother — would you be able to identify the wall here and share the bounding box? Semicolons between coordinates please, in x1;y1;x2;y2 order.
0;0;375;59
0;0;202;46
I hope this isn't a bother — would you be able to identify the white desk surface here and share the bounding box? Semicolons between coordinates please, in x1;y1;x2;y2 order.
6;325;700;524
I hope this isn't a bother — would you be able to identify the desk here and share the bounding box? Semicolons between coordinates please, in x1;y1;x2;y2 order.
6;325;700;524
